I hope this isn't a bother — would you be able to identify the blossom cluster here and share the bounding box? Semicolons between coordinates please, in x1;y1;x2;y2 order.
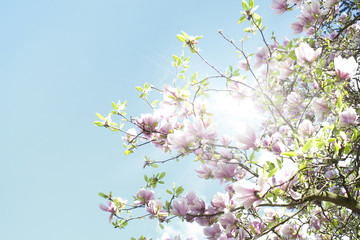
97;0;360;239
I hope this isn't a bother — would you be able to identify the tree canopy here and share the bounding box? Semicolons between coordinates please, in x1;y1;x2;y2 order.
96;0;360;239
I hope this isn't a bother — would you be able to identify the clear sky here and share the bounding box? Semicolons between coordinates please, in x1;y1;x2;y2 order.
1;1;298;239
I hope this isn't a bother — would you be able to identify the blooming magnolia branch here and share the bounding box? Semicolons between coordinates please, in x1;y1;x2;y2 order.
96;0;360;239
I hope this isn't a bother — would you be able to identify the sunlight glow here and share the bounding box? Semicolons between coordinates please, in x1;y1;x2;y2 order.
208;92;264;136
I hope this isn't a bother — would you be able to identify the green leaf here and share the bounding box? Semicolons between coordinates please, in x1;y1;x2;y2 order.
302;138;314;153
276;158;282;169
191;72;198;81
136;86;143;92
249;0;254;8
253;13;261;20
96;112;105;120
166;189;172;195
98;192;108;198
159;223;164;229
345;143;351;154
334;142;339;154
336;95;342;111
294;139;299;151
352;129;358;142
316;141;325;150
151;100;159;107
250;151;255;162
125;150;130;155
242;0;249;11
181;31;190;39
94;121;104;127
144;175;148;182
268;168;277;178
159;172;166;179
177;34;186;42
281;152;298;157
151;164;159;168
244;27;252;33
112;102;118;110
238;16;246;24
176;186;184;196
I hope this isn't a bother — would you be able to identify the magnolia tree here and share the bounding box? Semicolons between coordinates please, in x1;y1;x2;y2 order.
96;0;360;239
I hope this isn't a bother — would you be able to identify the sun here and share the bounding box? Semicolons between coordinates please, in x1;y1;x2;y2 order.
208;91;263;136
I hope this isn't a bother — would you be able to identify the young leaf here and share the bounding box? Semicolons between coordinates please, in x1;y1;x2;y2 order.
242;0;249;11
238;15;246;24
96;112;105;120
249;0;254;8
302;138;314;153
98;192;108;198
268;168;277;178
94;121;104;127
281;152;298;157
177;34;186;42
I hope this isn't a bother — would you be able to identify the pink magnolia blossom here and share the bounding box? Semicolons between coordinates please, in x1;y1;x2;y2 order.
195;205;218;226
305;26;315;36
273;160;301;199
272;141;286;155
122;128;137;143
334;56;358;80
238;58;250;70
232;177;269;209
252;219;264;235
195;164;213;179
213;160;239;181
264;208;276;223
291;20;304;35
220;135;232;147
324;169;338;179
254;47;270;68
283;36;290;46
134;188;155;205
136;113;159;137
278;58;295;78
312;97;330;121
163;84;190;108
146;200;168;220
339;107;358;126
186;192;205;214
203;223;222;240
236;124;258;150
271;0;288;15
219;212;236;230
170;197;188;216
238;228;246;240
211;192;228;211
299;119;315;136
300;0;320;22
324;0;339;8
99;201;116;223
288;0;303;3
339;12;347;21
279;222;300;239
167;130;196;152
311;216;321;229
295;42;321;66
184;118;217;141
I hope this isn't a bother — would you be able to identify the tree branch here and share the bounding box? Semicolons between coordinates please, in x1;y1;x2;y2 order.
305;189;360;215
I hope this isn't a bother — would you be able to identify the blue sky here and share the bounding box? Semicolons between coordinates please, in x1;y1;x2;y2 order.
1;1;298;239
